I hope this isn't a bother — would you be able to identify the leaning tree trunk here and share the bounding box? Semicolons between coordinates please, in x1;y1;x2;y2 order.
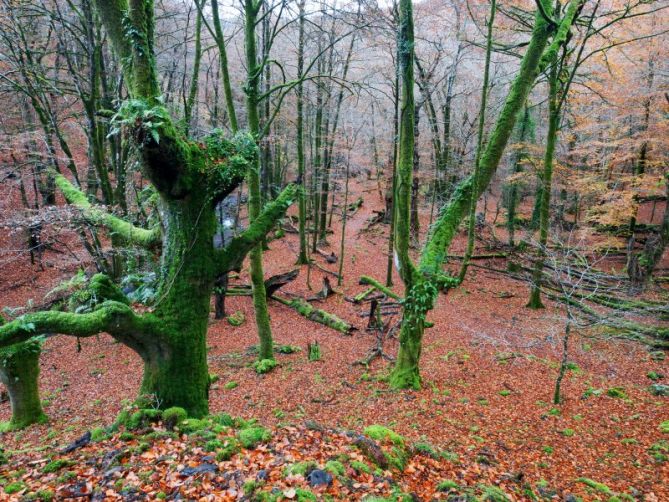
389;0;583;389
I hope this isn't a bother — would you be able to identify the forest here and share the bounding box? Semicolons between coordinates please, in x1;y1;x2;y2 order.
0;0;667;499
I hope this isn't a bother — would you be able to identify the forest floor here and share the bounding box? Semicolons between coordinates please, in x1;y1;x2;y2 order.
0;175;668;501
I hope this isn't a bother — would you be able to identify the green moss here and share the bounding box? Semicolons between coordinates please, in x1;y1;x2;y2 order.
214;413;234;426
499;390;511;396
285;461;317;477
437;479;459;492
90;427;109;442
144;431;178;441
214;438;240;461
364;425;405;446
5;481;27;494
240;480;261;495
126;409;162;430
133;441;151;454
562;428;575;437
161;407;187;430
647;371;664;381
606;387;627;399
576;478;614;496
479;485;511;501
412;441;439;458
179;418;209;433
324;460;346;477
36;489;54;501
385;446;409;471
204;439;223;452
224;381;238;390
227;311;245;326
295;488;317;501
43;459;74;473
660;421;669;434
119;432;135;441
238;426;271;448
252;358;277;374
57;471;76;483
275;344;301;354
351;460;372;474
649;440;668;463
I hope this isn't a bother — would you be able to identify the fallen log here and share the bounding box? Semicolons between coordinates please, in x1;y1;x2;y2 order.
272;295;356;335
225;269;300;298
307;276;335;301
315;248;338;264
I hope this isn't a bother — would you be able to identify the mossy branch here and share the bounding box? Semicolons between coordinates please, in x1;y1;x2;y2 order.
55;173;161;248
0;302;153;349
217;184;297;273
538;0;584;73
359;276;402;301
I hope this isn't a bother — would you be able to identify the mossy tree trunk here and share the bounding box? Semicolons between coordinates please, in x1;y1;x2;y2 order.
244;0;276;363
528;51;559;309
389;0;583;388
295;0;309;265
506;103;534;247
0;335;47;430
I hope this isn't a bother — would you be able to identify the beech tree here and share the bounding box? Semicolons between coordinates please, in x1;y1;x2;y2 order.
382;0;584;388
0;0;296;418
